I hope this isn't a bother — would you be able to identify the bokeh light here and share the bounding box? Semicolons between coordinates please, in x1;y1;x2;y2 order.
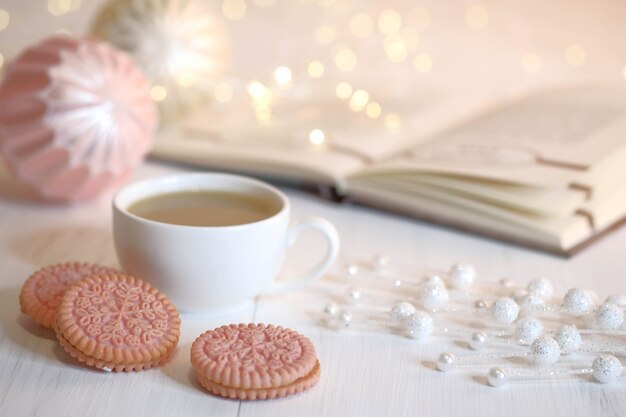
307;61;325;78
309;128;326;145
413;54;433;73
366;102;382;118
274;66;293;85
336;82;353;99
378;9;402;35
333;46;358;71
384;113;400;129
150;85;167;102
349;89;369;111
0;9;10;31
222;0;247;21
465;5;489;29
350;13;374;38
384;35;408;63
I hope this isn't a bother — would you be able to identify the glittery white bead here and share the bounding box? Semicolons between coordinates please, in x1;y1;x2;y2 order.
529;336;561;365
345;287;362;305
517;292;545;313
436;352;456;372
593;303;624;330
338;311;352;327
448;263;476;291
469;331;488;350
605;294;626;308
346;264;359;276
554;325;582;352
389;302;417;326
499;278;515;289
417;280;449;309
526;278;554;300
404;311;434;340
490;297;520;324
515;318;544;345
487;367;508;387
592;354;623;384
373;254;389;271
563;288;594;315
423;275;445;286
323;302;339;316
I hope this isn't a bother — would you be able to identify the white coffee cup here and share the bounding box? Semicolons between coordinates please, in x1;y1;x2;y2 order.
112;173;340;314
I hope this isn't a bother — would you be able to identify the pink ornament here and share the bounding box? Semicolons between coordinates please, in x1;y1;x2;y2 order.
0;37;157;202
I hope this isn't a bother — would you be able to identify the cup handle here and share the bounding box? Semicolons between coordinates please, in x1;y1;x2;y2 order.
263;217;340;295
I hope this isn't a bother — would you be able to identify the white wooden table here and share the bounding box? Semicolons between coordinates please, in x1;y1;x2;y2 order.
1;160;625;417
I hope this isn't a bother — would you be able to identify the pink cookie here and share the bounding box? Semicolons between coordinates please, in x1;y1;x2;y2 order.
19;262;119;329
55;273;180;372
191;323;321;400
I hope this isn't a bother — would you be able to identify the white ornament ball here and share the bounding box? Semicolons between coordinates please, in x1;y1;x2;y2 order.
423;275;445;286
389;302;417;326
92;0;230;119
514;318;544;345
417;279;449;309
499;277;515;289
345;287;361;304
490;297;520;324
436;352;456;372
605;294;626;308
373;254;389;271
323;302;339;317
404;311;434;340
529;336;561;365
554;325;582;352
563;288;594;315
448;263;476;291
487;367;508;387
592;354;623;384
469;331;488;350
517;292;544;313
346;264;359;276
593;303;624;330
338;311;352;328
526;278;554;300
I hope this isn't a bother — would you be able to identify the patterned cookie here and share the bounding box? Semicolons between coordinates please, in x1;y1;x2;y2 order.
19;262;119;329
191;323;321;400
55;273;180;372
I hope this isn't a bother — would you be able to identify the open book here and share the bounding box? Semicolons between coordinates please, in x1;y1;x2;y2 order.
151;85;626;255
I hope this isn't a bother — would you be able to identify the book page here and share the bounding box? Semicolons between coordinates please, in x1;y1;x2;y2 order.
345;183;592;251
152;128;364;186
352;85;626;190
349;174;586;217
152;80;491;185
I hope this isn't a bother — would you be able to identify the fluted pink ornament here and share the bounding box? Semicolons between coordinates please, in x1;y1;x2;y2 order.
0;36;157;202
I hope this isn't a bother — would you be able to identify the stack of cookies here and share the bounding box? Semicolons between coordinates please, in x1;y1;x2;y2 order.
20;262;181;372
20;263;321;400
191;323;321;400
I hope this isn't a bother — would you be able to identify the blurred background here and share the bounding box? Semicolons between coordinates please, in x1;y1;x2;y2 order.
1;0;626;207
2;0;625;121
